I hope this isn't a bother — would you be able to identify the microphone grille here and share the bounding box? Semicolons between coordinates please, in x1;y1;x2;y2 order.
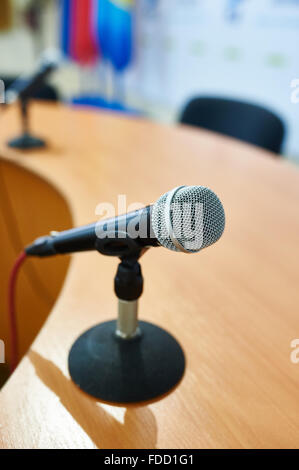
151;186;225;253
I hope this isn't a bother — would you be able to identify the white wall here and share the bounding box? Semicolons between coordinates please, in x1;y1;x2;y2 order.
127;0;299;160
1;0;299;160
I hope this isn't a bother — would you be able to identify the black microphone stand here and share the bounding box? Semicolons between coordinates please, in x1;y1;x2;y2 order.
8;96;46;150
68;237;185;404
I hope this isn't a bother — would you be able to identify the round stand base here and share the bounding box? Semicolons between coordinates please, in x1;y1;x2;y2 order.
68;320;185;404
8;133;46;150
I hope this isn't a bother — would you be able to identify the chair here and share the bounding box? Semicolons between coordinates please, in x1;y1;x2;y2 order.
180;96;285;154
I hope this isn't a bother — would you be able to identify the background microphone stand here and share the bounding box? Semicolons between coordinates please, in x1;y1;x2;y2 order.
6;50;60;150
8;96;47;150
68;235;185;404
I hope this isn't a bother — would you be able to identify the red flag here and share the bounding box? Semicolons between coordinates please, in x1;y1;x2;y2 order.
70;0;98;65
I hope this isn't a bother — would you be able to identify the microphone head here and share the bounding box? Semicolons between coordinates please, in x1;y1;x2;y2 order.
151;186;225;253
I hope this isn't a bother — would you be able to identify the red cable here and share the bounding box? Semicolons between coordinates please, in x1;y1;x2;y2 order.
8;251;27;373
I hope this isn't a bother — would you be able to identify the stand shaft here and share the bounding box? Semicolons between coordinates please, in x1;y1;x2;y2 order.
116;299;140;339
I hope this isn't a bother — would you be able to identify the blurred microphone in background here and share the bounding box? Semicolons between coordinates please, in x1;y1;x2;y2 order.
5;48;62;105
4;49;62;150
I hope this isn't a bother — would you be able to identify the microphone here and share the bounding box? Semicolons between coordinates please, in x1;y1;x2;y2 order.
6;49;61;104
26;186;225;403
25;186;225;258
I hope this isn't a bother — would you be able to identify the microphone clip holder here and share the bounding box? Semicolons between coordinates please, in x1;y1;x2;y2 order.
68;236;185;404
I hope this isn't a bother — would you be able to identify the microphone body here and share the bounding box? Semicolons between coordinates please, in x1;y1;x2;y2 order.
6;50;61;104
12;63;57;101
25;186;225;258
26;206;158;257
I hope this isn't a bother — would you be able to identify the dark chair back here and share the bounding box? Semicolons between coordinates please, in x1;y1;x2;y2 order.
180;97;285;154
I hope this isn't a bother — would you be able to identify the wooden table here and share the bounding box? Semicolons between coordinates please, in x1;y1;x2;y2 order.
0;102;299;449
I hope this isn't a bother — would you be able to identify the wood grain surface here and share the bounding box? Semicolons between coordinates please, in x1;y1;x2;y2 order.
0;102;298;449
0;158;72;371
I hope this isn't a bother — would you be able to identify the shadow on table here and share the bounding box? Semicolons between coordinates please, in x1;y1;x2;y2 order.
29;350;157;449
